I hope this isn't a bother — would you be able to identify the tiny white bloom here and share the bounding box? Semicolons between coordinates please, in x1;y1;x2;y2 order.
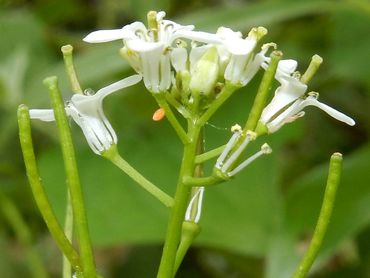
83;11;221;93
217;26;268;86
260;60;355;133
260;59;308;126
30;75;142;154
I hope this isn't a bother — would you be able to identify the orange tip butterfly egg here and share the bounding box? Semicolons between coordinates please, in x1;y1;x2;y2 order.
152;108;166;121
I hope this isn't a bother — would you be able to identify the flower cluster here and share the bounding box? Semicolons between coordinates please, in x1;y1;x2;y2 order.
31;10;354;160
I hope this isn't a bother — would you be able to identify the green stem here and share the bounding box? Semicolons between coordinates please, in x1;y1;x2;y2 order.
173;222;201;274
0;190;49;278
198;83;238;126
157;122;201;278
173;129;205;274
102;145;174;208
63;190;74;278
195;144;226;164
292;152;343;278
61;45;83;94
244;51;282;131
44;77;97;278
17;105;81;272
155;94;190;144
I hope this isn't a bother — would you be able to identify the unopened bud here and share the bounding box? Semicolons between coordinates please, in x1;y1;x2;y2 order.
189;47;219;96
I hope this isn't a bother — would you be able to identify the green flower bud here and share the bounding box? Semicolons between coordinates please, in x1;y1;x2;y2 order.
189;47;219;96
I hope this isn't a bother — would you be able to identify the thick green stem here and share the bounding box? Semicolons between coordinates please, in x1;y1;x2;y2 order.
44;77;97;278
292;152;343;278
173;222;201;274
0;190;49;278
157;122;201;277
102;145;174;207
63;190;74;278
244;51;282;131
173;129;205;275
198;83;238;126
17;105;81;272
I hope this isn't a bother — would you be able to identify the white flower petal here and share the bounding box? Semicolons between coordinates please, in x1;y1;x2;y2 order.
126;39;163;52
159;53;171;91
216;26;242;40
278;59;298;75
239;52;267;85
66;102;117;155
189;44;211;73
83;29;128;43
224;37;256;56
260;78;307;123
266;99;304;132
171;47;188;72
173;29;222;45
140;47;163;92
94;74;142;99
156;11;166;21
300;96;356;126
29;109;55;122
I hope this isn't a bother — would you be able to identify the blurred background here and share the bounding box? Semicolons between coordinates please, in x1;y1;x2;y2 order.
1;0;370;277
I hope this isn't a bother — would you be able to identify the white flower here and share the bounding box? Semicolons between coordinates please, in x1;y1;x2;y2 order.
216;26;268;86
83;11;220;93
29;75;142;154
260;60;355;133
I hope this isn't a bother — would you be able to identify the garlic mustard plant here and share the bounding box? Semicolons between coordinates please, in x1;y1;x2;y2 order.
17;10;355;278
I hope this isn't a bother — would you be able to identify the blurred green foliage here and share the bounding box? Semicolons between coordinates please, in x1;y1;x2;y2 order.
1;0;370;277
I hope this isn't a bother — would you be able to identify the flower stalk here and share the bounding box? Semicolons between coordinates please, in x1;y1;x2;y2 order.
244;50;282;131
157;122;201;277
43;77;97;278
17;105;82;272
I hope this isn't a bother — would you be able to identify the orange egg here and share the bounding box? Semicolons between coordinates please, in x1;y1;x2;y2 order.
152;108;166;121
